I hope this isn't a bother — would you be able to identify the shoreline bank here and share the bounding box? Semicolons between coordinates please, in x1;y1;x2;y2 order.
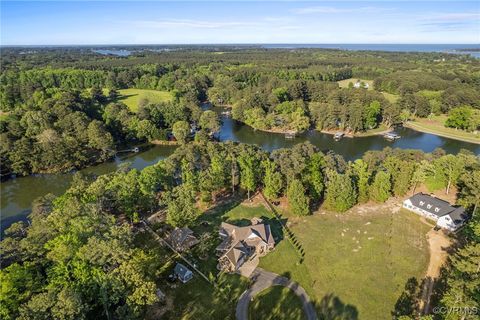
404;122;480;145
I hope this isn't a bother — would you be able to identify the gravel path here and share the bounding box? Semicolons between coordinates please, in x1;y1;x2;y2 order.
235;268;317;320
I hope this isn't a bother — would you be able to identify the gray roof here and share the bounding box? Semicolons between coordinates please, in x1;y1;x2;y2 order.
217;219;275;266
167;227;199;251
174;263;192;277
408;193;466;222
449;207;468;225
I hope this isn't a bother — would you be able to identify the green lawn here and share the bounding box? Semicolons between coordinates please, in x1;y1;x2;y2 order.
381;92;400;103
116;88;174;112
165;273;250;320
353;124;390;137
249;286;306;320
406;115;480;144
202;202;430;319
258;207;431;320
141;199;431;319
337;78;374;90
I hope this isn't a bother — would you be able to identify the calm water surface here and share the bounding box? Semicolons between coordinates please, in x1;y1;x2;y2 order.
1;112;479;233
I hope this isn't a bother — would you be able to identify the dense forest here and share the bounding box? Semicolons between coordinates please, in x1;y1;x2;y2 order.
1;140;479;319
1;47;479;176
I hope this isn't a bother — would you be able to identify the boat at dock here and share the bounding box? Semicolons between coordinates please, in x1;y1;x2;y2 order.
285;132;296;139
384;132;401;140
334;132;345;141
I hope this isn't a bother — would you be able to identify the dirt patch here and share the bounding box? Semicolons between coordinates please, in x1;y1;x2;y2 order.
413;186;458;203
420;229;452;314
425;229;451;279
241;192;265;207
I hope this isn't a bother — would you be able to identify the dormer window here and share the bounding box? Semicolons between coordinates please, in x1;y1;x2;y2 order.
419;201;424;206
435;208;440;213
427;204;432;209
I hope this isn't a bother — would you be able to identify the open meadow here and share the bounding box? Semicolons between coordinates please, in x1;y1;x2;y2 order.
405;115;480;144
258;203;431;319
116;88;174;111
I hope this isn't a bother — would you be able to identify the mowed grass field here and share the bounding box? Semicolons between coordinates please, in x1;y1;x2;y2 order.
337;78;400;103
406;115;480;144
337;78;374;90
116;88;174;111
255;205;431;319
249;286;306;320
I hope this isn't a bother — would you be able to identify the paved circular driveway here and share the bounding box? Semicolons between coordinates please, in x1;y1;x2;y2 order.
235;268;317;320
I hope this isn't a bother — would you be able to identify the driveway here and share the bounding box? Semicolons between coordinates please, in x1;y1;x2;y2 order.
236;268;317;320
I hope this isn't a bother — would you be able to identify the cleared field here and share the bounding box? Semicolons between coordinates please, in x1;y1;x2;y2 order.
405;115;480;144
337;78;400;103
382;92;400;103
142;198;431;319
337;78;374;90
116;88;174;111
249;286;306;320
258;204;431;319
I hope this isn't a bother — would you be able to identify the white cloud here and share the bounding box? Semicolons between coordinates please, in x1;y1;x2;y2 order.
130;19;260;29
292;6;394;15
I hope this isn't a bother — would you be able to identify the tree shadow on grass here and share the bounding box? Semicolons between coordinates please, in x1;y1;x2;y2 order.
315;293;359;320
249;272;306;320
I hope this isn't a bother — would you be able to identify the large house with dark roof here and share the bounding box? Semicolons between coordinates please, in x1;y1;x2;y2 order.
216;218;275;272
403;193;468;231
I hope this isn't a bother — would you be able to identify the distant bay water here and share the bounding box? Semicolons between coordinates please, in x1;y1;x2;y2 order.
92;43;480;58
262;43;480;57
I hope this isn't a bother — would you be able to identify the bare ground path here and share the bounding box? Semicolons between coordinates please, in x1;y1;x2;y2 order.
236;268;317;320
420;229;452;314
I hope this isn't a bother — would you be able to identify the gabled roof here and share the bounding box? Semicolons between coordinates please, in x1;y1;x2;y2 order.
167;227;199;251
225;242;249;266
217;219;275;267
407;193;457;217
174;263;192;277
219;222;274;246
449;207;468;225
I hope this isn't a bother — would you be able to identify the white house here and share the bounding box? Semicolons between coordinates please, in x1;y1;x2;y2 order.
403;193;468;231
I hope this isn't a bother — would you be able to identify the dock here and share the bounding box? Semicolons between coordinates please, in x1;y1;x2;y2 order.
285;132;296;139
334;132;345;141
383;132;401;141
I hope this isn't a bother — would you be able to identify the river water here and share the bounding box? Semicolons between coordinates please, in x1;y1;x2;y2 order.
1;112;479;233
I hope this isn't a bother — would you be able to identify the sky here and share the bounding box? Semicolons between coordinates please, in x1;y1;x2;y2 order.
1;1;479;45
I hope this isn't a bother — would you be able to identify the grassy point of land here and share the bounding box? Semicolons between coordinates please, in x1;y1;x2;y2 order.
249;286;306;320
320;123;392;137
405;115;480;144
116;88;174;112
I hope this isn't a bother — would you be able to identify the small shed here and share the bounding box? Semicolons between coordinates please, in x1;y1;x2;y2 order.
174;263;193;283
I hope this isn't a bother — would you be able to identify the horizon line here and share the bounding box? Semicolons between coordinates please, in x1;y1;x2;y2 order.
2;42;480;47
